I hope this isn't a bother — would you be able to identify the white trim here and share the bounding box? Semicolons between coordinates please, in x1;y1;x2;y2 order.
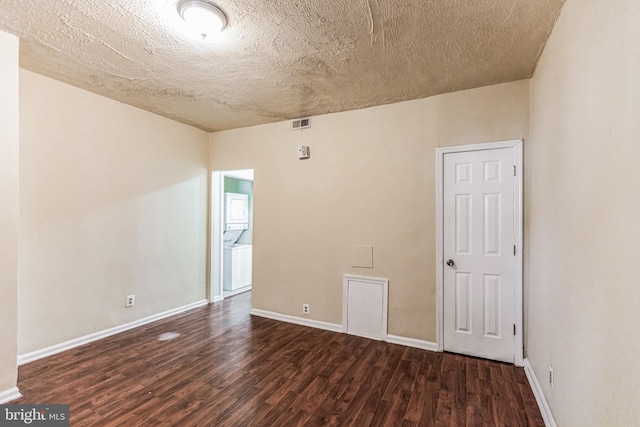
18;300;209;365
0;387;22;404
209;169;255;304
209;171;224;303
250;309;343;333
435;146;445;352
342;275;389;340
436;140;523;154
386;335;438;352
513;141;524;366
435;139;524;364
524;358;557;427
251;308;440;354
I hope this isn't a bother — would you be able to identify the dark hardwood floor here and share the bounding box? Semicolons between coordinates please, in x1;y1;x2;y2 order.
14;292;544;426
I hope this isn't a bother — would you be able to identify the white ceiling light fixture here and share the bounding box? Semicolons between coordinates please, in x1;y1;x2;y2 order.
178;0;227;39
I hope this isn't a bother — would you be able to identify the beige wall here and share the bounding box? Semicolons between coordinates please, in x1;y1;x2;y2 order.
527;0;640;425
19;70;210;355
210;80;529;341
0;31;19;394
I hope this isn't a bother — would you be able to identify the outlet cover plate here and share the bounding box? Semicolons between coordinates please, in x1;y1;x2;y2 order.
126;295;135;307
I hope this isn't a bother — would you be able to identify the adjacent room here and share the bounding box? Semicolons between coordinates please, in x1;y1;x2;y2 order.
1;0;638;425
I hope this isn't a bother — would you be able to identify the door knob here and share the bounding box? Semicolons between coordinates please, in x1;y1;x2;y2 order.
446;259;455;267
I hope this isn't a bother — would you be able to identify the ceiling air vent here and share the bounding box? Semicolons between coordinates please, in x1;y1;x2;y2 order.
291;117;311;130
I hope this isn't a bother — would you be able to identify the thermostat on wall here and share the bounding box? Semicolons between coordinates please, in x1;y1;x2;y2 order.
297;146;310;159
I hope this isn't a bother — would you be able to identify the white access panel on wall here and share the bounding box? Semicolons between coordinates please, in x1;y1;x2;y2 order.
343;275;388;340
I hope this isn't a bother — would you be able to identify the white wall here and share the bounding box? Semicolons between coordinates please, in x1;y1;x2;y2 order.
527;0;640;425
18;70;210;355
211;80;529;342
0;30;19;395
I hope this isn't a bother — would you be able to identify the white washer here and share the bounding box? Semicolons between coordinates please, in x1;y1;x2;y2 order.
223;244;252;291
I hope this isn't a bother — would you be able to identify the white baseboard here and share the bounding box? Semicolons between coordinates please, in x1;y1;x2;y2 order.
0;387;22;404
386;335;439;352
250;309;440;354
250;309;343;333
524;358;557;427
18;299;209;366
211;296;223;303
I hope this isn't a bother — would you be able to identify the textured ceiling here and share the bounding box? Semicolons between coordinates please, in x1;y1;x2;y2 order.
0;0;564;132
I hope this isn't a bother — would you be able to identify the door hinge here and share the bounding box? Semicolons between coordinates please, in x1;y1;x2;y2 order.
513;324;516;335
513;245;516;256
513;165;516;176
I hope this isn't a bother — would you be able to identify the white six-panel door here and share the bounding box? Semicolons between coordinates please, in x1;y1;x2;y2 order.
442;147;516;363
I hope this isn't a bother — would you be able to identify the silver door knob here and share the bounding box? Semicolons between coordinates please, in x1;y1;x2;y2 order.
446;259;455;267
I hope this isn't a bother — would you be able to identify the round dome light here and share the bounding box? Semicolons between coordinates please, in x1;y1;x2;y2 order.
178;0;227;38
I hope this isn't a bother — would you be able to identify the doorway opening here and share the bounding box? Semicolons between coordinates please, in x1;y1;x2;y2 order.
210;169;254;302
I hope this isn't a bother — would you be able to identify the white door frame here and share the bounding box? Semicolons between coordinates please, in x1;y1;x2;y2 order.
435;139;523;366
208;169;255;304
209;171;225;303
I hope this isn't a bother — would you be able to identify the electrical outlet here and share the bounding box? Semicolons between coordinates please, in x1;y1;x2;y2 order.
549;366;554;388
302;304;310;315
126;295;135;307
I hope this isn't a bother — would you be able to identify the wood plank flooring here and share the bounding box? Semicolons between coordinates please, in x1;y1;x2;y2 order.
14;292;544;426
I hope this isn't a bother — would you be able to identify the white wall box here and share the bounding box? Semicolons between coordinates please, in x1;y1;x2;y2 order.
342;275;388;340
